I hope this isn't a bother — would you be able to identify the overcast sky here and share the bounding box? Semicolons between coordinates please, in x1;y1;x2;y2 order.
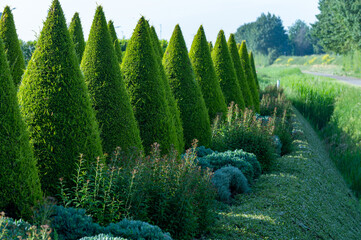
0;0;320;48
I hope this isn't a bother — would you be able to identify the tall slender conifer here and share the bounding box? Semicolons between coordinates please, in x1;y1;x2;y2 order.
68;12;85;63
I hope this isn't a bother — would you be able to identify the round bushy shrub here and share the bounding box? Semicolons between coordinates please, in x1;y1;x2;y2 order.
0;38;42;219
163;25;211;148
121;17;178;154
81;6;143;154
68;12;85;63
18;0;103;196
239;41;260;112
149;25;184;152
0;6;26;86
228;34;253;109
108;20;123;63
196;146;214;157
189;25;227;121
212;30;245;109
80;234;127;240
212;166;250;203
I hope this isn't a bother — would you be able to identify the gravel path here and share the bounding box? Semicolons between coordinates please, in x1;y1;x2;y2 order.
303;71;361;86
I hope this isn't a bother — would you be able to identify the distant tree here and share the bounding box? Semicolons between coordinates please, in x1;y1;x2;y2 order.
235;13;289;57
18;0;103;196
108;20;123;63
121;17;178;154
288;20;313;56
189;25;227;121
19;40;37;66
0;6;26;86
212;30;245;109
68;12;85;63
159;39;168;55
163;25;211;148
81;6;143;154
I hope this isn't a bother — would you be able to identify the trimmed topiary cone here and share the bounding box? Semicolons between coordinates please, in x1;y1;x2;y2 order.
108;20;123;63
149;25;184;152
163;25;211;148
249;51;260;91
227;34;253;109
68;12;85;63
209;41;213;53
0;6;26;87
18;0;103;196
239;41;260;112
121;17;178;154
189;26;227;121
212;30;245;109
0;38;42;219
81;6;143;155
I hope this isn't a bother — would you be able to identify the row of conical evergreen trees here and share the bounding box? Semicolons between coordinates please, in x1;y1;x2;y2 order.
0;0;260;219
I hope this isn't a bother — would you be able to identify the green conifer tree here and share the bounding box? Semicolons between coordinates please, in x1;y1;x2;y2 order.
189;25;227;121
249;51;260;90
108;20;123;63
149;25;184;152
0;6;26;86
18;0;103;196
212;30;245;109
209;41;213;52
227;34;253;108
121;17;178;154
81;6;143;154
163;25;211;148
68;12;85;63
0;38;42;219
239;41;260;112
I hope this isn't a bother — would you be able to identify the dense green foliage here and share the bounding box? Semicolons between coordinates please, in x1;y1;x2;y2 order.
18;0;103;196
0;38;42;219
80;235;127;240
212;166;250;203
81;6;142;154
0;6;26;86
249;51;260;90
212;30;245;109
235;13;288;58
68;12;85;63
227;34;253;108
163;25;211;148
288;20;314;56
121;17;178;153
149;25;184;152
239;41;260;112
19;40;36;66
108;20;123;63
189;26;227;121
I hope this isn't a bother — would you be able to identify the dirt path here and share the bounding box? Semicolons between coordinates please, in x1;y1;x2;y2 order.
303;71;361;86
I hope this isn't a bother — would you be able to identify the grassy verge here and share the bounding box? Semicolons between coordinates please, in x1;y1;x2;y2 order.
208;108;361;239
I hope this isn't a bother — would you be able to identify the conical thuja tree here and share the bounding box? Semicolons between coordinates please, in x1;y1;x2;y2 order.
108;20;123;63
121;17;178;154
0;38;42;219
189;26;227;121
239;40;259;112
0;6;26;86
68;12;85;63
18;0;103;196
81;6;142;154
209;41;213;53
163;25;211;148
149;25;184;152
227;34;253;109
249;51;260;91
212;30;245;109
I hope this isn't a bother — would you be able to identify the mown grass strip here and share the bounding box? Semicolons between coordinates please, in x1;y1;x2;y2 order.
208;108;361;239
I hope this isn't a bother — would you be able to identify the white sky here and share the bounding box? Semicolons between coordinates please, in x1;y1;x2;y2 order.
0;0;320;48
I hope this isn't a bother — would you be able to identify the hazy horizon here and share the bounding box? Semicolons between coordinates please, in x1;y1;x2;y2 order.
0;0;320;48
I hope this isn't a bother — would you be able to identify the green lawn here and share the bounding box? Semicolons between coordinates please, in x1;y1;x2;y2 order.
208;108;361;239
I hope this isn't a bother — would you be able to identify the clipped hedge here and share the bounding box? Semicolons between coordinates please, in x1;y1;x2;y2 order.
163;25;211;148
212;30;245;109
68;12;85;63
189;25;227;121
0;38;42;219
18;0;103;195
121;17;178;154
228;34;253;108
0;6;26;86
81;6;143;154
